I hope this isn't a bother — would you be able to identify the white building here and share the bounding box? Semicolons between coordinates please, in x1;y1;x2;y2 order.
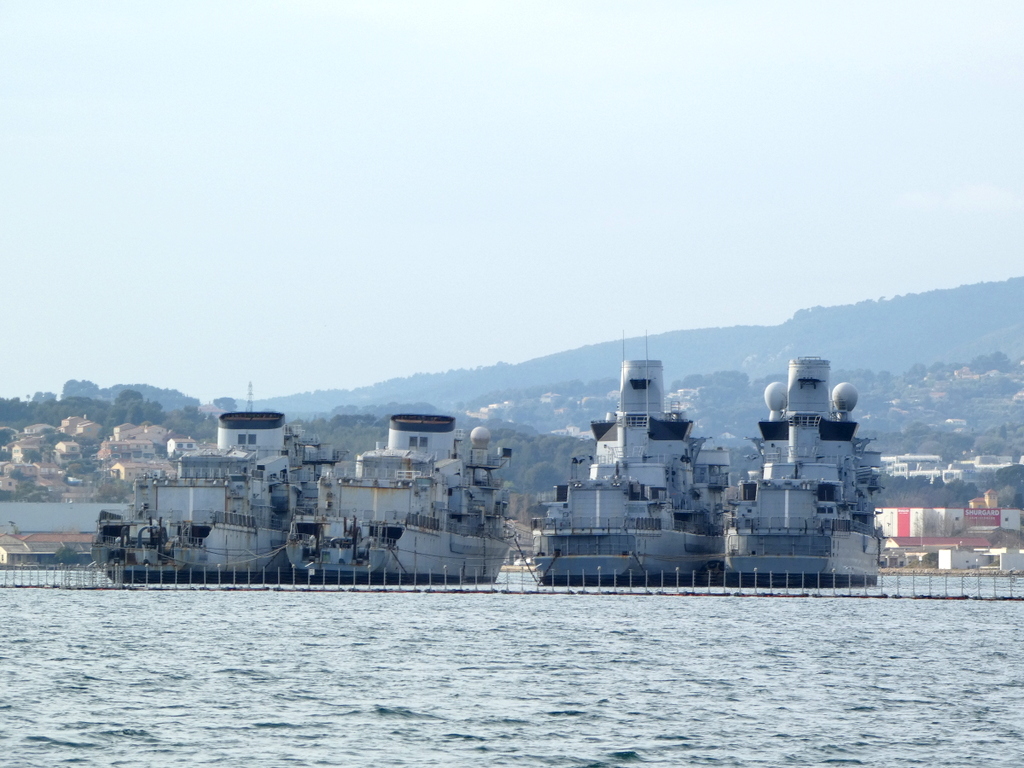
881;453;1019;484
166;437;198;456
876;506;1021;538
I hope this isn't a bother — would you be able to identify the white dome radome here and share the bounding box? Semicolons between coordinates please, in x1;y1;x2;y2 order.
470;426;491;449
832;382;859;412
764;382;787;413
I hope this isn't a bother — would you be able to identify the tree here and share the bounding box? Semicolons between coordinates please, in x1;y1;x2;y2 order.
995;464;1024;489
970;352;1012;373
116;389;144;405
994;465;1024;507
94;481;132;503
62;379;102;399
13;482;50;502
107;390;163;428
52;545;83;565
163;406;215;441
214;397;237;412
522;462;563;493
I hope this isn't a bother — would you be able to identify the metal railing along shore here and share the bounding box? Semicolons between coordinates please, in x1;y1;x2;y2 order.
2;564;1024;600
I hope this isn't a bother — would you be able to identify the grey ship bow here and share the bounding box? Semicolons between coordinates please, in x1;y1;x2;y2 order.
532;360;728;587
725;357;883;588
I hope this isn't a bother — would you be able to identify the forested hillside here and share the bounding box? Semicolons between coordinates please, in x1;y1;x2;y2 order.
255;277;1024;414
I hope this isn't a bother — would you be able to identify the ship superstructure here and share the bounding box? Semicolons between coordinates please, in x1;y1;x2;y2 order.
725;357;882;587
532;360;729;587
92;411;337;583
285;415;512;584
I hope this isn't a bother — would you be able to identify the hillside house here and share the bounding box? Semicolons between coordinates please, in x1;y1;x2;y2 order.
97;438;158;461
118;424;169;443
59;416;102;439
109;460;173;482
3;462;38;478
53;441;81;465
22;424;54;436
9;438;44;463
166;437;198;456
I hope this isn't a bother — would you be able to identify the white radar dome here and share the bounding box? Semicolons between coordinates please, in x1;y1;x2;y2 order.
764;382;788;413
470;426;491;449
832;382;859;412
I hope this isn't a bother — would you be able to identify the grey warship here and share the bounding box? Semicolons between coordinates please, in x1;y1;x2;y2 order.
285;415;512;585
93;410;513;585
532;360;729;587
725;357;882;587
92;411;337;583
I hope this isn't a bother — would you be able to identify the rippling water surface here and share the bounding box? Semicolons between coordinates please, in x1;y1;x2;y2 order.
2;589;1023;767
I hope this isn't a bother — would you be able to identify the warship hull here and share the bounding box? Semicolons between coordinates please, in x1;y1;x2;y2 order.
92;521;290;584
285;526;509;585
534;530;723;587
725;530;880;587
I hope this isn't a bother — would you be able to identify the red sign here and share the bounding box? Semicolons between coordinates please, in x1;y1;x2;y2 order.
897;508;911;538
964;508;1002;527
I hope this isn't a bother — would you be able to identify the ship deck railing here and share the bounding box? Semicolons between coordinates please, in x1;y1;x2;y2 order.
532;522;664;535
729;517;876;536
445;520;488;538
404;513;441;532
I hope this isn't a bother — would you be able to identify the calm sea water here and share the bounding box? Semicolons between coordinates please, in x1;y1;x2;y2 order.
2;588;1022;767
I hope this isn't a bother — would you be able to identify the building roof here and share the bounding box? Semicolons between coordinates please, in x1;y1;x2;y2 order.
0;532;91;554
887;537;991;549
18;533;93;543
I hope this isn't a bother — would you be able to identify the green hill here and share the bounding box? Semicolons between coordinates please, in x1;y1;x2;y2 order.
257;276;1024;414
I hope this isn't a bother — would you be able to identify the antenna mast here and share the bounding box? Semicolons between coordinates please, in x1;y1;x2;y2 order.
645;331;650;417
620;331;626;412
246;382;254;412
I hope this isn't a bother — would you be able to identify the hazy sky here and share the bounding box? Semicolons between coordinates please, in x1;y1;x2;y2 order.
2;1;1022;402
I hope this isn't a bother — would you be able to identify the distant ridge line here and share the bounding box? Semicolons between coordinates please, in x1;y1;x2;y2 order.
255;276;1024;414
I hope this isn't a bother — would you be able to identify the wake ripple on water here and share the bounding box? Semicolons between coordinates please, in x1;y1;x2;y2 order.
1;591;1023;766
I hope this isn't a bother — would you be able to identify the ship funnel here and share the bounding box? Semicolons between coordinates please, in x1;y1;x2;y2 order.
786;357;831;414
218;411;286;457
387;414;456;458
620;360;664;415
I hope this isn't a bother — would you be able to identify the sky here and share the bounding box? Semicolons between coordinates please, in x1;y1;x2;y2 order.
2;1;1023;403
